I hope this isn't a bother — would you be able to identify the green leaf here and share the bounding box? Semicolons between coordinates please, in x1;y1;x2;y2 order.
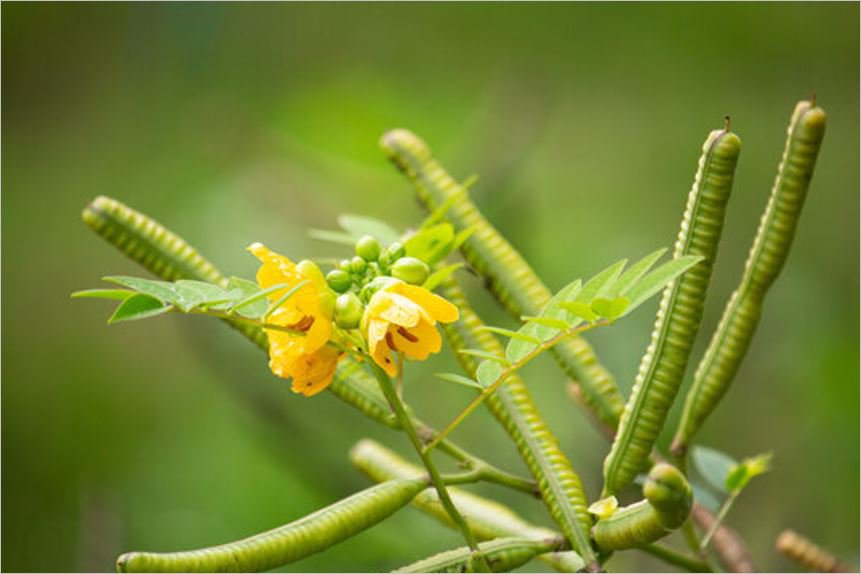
691;446;738;494
421;193;462;229
691;482;722;513
404;223;455;266
477;326;540;345
458;349;510;365
611;248;668;296
435;373;483;390
229;282;290;319
71;289;135;301
108;294;171;324
103;276;180;305
308;229;357;245
559;301;598;323
591;297;630;321
422;263;463;292
451;226;477;251
263;280;310;320
505;278;582;363
476;360;505;389
623;255;704;315
173;280;234;312
338;214;401;245
725;452;772;493
572;260;628;304
522;316;570;330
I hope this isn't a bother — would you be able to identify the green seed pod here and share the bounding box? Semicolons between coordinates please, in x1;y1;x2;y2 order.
356;234;382;261
672;102;826;456
776;529;853;573
394;537;560;573
390;256;430;285
592;463;691;552
349;255;368;274
603;126;741;496
436;277;598;570
335;292;364;329
380;130;624;428
350;439;585;573
326;269;353;293
116;477;428;573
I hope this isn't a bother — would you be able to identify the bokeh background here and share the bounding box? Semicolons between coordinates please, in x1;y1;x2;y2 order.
3;3;858;572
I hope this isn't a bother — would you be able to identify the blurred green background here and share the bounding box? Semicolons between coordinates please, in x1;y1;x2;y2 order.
2;3;858;572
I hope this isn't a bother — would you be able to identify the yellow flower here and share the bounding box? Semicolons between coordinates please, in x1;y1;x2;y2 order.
362;281;459;377
248;242;340;397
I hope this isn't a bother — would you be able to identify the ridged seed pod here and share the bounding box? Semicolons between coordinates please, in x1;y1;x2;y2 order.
672;102;826;455
394;537;560;573
776;529;854;573
117;478;428;572
603;127;741;495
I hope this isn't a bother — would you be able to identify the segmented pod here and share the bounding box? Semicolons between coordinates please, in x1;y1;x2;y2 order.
381;130;624;428
603;127;741;496
117;477;428;572
437;277;598;570
82;196;401;427
592;463;692;552
672;102;826;455
775;529;853;573
395;537;560;573
350;439;585;573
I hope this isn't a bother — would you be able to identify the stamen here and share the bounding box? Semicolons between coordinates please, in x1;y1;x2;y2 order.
287;315;315;332
386;331;399;351
397;326;419;343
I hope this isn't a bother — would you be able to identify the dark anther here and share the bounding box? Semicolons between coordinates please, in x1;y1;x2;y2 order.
397;326;419;343
386;331;399;351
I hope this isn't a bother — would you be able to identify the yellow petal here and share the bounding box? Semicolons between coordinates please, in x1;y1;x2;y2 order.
367;319;389;355
391;319;442;361
378;292;425;327
289;346;342;397
303;314;332;353
372;343;398;377
393;283;459;323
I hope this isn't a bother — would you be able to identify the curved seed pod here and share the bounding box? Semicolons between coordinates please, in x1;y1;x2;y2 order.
381;130;624;428
436;277;598;570
82;196;399;427
672;102;826;455
775;529;854;573
116;477;428;573
395;537;561;573
593;463;692;552
603;127;741;495
350;439;585;573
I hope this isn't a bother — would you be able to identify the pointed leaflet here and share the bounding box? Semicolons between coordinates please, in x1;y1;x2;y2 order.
103;276;181;306
622;255;703;315
505;279;582;363
225;277;270;318
423;263;463;292
173;280;236;311
308;229;357;246
435;373;484;391
404;223;455;266
691;446;738;494
610;248;668;297
476;326;540;345
108;294;171;324
591;297;630;321
458;349;510;365
71;289;135;301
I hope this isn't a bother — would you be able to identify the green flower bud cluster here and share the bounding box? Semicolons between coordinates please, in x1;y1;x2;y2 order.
325;234;431;329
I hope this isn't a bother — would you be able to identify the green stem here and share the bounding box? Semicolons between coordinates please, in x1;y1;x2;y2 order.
370;365;490;572
425;319;608;452
641;544;712;572
701;492;738;550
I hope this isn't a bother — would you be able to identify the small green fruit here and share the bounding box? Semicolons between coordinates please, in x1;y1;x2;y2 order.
334;293;364;329
390;257;430;285
385;241;405;261
355;235;381;262
350;256;368;274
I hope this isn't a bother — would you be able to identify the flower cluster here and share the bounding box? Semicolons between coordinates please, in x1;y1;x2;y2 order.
249;235;458;396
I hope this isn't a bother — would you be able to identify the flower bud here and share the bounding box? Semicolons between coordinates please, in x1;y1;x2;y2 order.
338;259;352;271
326;269;352;293
360;276;399;304
355;235;381;262
334;292;364;329
390;257;430;285
350;256;367;274
385;241;405;261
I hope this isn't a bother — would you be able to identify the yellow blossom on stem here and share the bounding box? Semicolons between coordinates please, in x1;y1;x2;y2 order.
362;281;458;377
248;242;340;396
